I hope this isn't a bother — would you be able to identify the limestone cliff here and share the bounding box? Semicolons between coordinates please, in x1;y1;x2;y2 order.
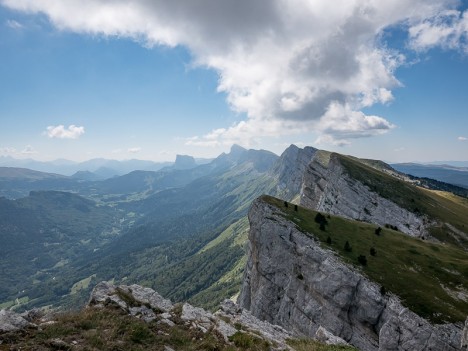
238;198;467;351
269;145;318;201
299;152;431;238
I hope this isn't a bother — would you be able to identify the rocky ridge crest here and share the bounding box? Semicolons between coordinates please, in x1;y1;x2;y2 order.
299;152;431;238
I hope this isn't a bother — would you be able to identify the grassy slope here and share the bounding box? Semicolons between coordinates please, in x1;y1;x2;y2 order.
337;154;468;248
263;196;468;324
189;217;250;309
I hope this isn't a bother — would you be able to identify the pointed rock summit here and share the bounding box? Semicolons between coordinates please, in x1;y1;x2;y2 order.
229;144;247;157
269;144;318;199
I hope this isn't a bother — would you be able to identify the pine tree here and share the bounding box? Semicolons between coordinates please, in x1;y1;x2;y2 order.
358;255;367;266
344;241;352;252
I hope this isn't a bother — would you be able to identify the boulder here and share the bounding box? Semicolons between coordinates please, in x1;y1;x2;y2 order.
0;309;30;333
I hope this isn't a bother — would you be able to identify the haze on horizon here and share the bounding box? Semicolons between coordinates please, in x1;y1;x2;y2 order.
0;0;467;163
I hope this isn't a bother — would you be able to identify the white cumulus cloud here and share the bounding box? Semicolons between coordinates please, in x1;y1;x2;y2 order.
45;124;85;139
458;136;467;141
409;9;468;53
3;0;465;146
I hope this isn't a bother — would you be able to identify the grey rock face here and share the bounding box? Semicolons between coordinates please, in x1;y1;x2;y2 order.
0;309;30;332
462;317;468;349
238;198;465;351
269;144;318;200
300;153;431;238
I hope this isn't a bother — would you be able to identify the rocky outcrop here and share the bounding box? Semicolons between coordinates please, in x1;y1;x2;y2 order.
0;310;30;332
238;198;465;351
87;281;295;349
89;281;173;312
300;153;431;238
2;281;303;349
0;308;53;333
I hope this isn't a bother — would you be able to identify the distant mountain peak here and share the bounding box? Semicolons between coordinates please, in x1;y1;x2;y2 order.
284;144;300;152
229;144;247;155
71;170;101;181
174;154;196;170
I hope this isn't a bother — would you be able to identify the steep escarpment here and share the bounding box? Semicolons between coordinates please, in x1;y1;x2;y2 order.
238;197;467;351
300;152;431;238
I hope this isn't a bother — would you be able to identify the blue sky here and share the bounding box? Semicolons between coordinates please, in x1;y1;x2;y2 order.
0;0;467;163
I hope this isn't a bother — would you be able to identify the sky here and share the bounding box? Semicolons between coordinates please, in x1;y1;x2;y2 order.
0;0;467;163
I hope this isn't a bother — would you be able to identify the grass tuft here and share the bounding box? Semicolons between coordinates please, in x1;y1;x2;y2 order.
287;338;358;350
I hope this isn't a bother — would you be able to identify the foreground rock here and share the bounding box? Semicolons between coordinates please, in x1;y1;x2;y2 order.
88;281;295;349
238;197;466;351
2;281;353;350
0;310;30;332
0;308;57;334
89;281;173;320
216;299;294;346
